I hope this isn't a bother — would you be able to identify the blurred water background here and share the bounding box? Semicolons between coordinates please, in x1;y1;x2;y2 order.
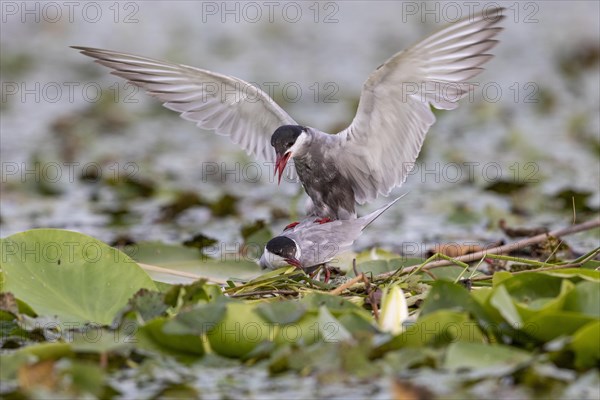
2;1;599;255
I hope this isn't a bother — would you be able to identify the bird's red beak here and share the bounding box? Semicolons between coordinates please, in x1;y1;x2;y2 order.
284;257;302;268
274;152;292;185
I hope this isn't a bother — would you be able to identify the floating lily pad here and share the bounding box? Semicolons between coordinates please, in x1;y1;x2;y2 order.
1;229;157;325
128;241;262;283
444;342;531;371
571;321;600;369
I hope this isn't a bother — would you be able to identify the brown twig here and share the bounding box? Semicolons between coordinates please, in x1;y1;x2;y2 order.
470;262;588;281
377;219;600;279
330;274;364;295
229;289;299;298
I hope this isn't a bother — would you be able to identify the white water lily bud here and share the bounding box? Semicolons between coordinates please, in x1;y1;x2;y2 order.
378;284;409;335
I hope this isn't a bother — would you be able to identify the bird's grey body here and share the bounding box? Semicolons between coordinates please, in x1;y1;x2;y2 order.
73;8;505;220
289;128;357;219
259;195;404;270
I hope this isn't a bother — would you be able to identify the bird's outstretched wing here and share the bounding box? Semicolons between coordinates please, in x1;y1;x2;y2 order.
72;46;297;163
334;8;505;204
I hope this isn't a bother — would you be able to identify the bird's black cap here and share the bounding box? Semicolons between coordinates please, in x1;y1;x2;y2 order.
271;125;305;154
265;236;297;259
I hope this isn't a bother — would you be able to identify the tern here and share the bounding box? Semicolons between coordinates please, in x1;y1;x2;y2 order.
258;194;404;274
73;8;504;220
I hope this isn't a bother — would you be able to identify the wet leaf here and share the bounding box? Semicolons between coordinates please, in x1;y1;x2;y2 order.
129;241;261;284
420;281;493;331
69;322;138;354
210;193;239;217
164;301;227;336
570;321;600;369
523;311;595;342
205;302;273;358
59;360;106;398
301;292;367;315
382;347;441;371
489;285;523;326
182;233;218;252
106;174;156;201
444;342;531;372
163;280;219;309
1;229;157;325
317;306;353;343
376;311;485;354
0;351;34;382
581;260;600;270
16;342;74;361
139;317;205;357
273;311;321;346
563;281;600;316
484;180;528;194
159;191;204;221
255;301;307;325
116;289;169;324
540;268;600;282
337;311;378;336
553;189;596;213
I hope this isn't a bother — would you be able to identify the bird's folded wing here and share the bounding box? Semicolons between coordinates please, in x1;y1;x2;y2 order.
334;8;505;204
72;46;297;163
292;220;360;265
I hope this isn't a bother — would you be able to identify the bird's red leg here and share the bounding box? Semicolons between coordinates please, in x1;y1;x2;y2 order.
314;217;332;224
284;221;300;230
308;265;331;283
309;266;321;280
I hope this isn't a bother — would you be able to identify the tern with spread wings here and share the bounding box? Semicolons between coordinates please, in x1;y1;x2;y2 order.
73;8;504;219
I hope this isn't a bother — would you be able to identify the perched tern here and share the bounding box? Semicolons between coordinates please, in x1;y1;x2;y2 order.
258;195;405;272
73;8;504;219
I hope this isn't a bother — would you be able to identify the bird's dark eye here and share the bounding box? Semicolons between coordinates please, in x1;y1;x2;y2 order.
286;142;294;147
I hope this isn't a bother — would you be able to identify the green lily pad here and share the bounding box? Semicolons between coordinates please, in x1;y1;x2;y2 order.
444;341;531;371
337;311;378;335
317;306;353;343
564;281;600;317
540;268;600;282
571;321;600;370
301;292;367;315
0;351;33;381
255;301;307;325
377;311;485;353
163;301;228;336
128;241;262;283
523;311;596;342
139;317;205;357
489;284;523;326
421;281;489;320
1;229;157;325
498;273;574;321
205;302;273;358
492;271;513;287
70;325;136;353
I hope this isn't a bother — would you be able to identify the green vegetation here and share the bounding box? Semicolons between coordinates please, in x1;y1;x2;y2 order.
1;227;598;398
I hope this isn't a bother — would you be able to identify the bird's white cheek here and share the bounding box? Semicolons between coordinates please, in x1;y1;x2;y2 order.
288;131;309;157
